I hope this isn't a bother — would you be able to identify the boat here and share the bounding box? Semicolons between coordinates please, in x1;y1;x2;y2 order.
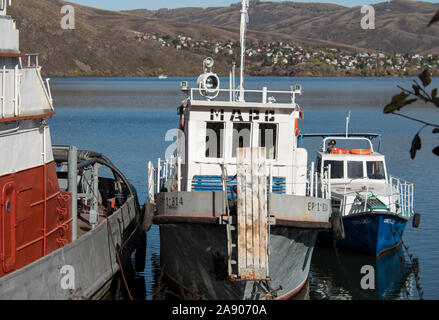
158;75;168;80
302;126;420;257
0;1;141;299
143;0;333;300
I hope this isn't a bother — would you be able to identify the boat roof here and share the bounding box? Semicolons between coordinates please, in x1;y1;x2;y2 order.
317;150;384;158
300;133;382;140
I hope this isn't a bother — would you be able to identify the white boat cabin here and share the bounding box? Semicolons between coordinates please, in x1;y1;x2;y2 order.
316;136;388;185
311;135;414;218
177;74;308;197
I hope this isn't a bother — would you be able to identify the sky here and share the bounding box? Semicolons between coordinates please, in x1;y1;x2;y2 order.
67;0;439;11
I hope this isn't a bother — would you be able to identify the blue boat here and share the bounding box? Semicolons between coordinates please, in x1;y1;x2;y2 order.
301;132;418;257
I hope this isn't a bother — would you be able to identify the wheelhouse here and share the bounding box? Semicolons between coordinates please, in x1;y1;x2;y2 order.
178;86;307;196
315;136;388;184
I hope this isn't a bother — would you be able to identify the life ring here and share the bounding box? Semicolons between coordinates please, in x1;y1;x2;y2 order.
350;149;372;155
295;118;299;136
179;103;187;131
330;148;349;154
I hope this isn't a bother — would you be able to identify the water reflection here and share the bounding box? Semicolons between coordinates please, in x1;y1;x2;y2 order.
309;246;414;300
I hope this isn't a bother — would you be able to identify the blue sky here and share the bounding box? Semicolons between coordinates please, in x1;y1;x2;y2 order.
67;0;439;11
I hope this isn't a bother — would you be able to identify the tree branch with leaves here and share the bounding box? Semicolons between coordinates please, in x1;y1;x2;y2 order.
384;10;439;159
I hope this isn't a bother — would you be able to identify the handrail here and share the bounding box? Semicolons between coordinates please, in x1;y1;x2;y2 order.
321;136;374;153
24;53;39;68
330;175;414;218
190;86;301;105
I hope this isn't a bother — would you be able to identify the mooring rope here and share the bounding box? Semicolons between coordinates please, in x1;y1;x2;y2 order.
106;217;134;301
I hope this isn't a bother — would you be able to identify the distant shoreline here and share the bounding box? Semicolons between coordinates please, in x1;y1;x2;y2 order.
46;75;439;80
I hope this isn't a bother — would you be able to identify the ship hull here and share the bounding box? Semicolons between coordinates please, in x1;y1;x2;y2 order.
158;223;317;300
0;195;138;300
318;212;407;257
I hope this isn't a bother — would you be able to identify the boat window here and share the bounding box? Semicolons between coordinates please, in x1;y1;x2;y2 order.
232;123;251;157
348;161;364;179
205;122;224;158
367;161;386;179
259;123;277;160
323;160;344;179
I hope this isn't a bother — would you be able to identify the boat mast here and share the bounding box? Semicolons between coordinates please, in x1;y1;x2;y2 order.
238;0;249;102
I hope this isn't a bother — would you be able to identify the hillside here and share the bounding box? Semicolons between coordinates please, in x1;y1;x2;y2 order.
127;0;439;55
7;0;367;77
5;0;439;77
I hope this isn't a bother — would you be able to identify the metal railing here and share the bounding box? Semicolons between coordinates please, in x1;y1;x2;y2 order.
148;157;333;201
190;86;302;105
24;54;39;68
390;176;414;219
307;162;331;200
328;176;414;218
148;156;182;203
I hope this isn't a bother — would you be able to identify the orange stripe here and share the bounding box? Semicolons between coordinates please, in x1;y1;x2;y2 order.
0;112;56;123
0;52;25;58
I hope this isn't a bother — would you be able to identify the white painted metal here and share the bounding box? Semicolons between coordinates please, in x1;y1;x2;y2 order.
1;65;5;118
157;158;161;193
148;161;154;203
13;63;18;116
316;137;414;218
310;161;315;197
0;9;53;121
238;0;249;102
177;156;181;192
0;124;54;176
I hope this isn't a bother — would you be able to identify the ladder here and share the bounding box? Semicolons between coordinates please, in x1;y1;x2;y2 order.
227;147;270;281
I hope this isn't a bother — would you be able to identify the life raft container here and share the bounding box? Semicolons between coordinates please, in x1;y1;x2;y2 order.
350;149;373;155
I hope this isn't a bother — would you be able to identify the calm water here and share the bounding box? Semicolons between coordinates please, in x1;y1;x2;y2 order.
48;77;439;300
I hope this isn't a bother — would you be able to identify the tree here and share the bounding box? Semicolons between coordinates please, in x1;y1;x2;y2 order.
384;11;439;159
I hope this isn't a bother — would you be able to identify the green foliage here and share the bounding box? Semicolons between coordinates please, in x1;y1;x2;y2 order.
383;92;417;114
419;69;432;87
428;10;439;27
384;67;439;159
410;134;422;159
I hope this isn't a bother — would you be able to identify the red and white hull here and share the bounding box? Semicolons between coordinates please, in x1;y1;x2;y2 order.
0;121;72;277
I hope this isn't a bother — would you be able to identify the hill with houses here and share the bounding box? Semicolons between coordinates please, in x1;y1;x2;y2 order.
7;0;439;77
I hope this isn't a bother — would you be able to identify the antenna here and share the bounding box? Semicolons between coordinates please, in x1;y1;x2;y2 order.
345;110;351;137
238;0;249;102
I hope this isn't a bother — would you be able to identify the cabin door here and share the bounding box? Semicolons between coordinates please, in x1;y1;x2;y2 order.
1;182;16;273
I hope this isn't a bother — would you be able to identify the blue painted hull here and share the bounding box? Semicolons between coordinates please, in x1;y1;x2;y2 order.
318;212;408;257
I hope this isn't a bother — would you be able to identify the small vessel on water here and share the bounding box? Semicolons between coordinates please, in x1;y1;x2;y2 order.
302;122;420;256
158;75;168;80
0;1;141;299
144;0;333;300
